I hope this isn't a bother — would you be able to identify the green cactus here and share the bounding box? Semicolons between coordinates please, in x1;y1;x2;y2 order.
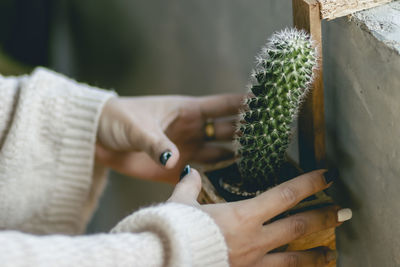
225;29;318;195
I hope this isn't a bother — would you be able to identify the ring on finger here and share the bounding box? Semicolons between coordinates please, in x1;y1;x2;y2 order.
204;119;216;141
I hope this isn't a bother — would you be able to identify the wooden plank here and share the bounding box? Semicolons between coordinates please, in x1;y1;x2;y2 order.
287;228;336;251
293;2;335;266
293;0;326;171
198;174;225;204
318;0;393;20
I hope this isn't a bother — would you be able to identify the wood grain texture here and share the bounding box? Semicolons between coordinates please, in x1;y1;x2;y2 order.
293;2;335;265
318;0;393;20
293;0;327;172
198;174;225;204
287;228;336;267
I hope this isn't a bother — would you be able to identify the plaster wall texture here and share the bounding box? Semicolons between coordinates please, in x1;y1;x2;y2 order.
323;8;400;266
351;0;400;53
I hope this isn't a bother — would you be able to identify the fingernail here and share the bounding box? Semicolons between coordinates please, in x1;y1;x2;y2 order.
326;250;338;262
160;150;172;166
180;165;191;180
337;208;353;222
323;169;338;185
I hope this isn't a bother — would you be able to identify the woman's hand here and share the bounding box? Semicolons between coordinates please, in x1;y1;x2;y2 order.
168;168;352;267
95;94;244;182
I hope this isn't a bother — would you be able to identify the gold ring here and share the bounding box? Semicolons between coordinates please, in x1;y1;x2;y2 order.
204;120;216;140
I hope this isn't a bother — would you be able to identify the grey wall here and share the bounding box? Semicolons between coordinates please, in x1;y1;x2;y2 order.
324;17;400;267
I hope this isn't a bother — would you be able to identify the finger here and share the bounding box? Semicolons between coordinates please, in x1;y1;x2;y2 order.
241;170;334;222
259;248;337;267
133;129;180;169
261;206;341;252
192;145;235;164
198;94;245;119
168;168;202;205
213;119;237;141
96;145;182;183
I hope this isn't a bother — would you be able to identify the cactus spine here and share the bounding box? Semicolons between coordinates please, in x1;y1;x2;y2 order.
233;29;318;193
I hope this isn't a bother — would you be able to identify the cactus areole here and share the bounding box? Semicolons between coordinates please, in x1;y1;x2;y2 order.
223;29;318;196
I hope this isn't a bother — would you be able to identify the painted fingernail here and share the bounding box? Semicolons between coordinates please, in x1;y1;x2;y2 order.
323;169;338;184
337;208;353;222
160;150;172;166
326;250;338;262
180;165;191;180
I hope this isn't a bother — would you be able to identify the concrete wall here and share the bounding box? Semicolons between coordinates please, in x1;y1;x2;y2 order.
49;1;400;266
323;7;400;266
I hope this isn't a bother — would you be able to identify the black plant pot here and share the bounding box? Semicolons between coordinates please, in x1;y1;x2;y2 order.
206;160;301;201
202;159;332;212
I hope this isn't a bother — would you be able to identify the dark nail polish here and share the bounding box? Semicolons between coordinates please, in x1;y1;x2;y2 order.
180;165;191;180
160;151;172;165
323;169;338;184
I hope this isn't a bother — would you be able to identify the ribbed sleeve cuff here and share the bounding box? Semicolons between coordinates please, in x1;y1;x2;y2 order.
112;203;229;267
25;68;116;234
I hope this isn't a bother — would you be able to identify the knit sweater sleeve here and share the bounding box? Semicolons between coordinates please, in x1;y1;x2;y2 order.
0;203;229;267
0;68;229;266
0;67;115;234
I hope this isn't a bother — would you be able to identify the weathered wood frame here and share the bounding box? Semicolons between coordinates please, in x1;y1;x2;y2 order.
319;0;393;20
294;0;326;172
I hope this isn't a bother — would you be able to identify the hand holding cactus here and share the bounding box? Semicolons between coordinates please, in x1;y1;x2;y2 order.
169;168;346;267
96;94;243;182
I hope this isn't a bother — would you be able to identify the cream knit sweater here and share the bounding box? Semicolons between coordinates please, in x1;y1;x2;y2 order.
0;68;228;267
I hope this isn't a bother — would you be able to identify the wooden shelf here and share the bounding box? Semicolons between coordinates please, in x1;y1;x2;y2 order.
319;0;394;20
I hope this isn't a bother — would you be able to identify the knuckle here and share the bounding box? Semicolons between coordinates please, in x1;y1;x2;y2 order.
283;254;300;267
316;254;327;267
228;95;238;110
173;182;186;195
176;104;188;120
232;206;249;224
323;212;333;229
304;176;320;195
280;186;298;206
311;171;327;190
290;218;307;237
191;171;202;192
231;204;259;227
322;208;337;228
155;137;168;151
138;131;158;156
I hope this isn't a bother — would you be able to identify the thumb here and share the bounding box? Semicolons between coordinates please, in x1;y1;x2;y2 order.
168;166;202;205
135;130;180;169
